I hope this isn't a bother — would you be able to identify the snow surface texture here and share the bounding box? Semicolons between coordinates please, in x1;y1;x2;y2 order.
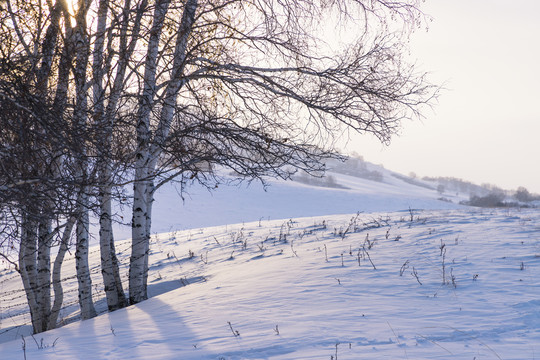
1;170;539;359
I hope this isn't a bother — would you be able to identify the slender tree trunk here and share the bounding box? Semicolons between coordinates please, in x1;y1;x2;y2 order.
106;0;147;306
38;9;75;333
109;221;126;307
75;197;97;320
16;0;66;334
71;0;97;320
48;216;75;329
129;0;171;304
99;183;127;310
129;0;198;304
142;181;155;297
19;209;42;333
36;214;52;332
92;0;127;311
130;166;152;304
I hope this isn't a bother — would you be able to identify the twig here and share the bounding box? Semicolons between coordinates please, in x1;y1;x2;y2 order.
441;247;447;285
227;321;240;337
412;267;422;285
21;336;26;360
109;319;116;336
200;251;208;264
415;333;453;355
387;321;408;359
362;246;377;270
439;239;446;256
291;241;298;257
31;334;41;349
400;260;410;276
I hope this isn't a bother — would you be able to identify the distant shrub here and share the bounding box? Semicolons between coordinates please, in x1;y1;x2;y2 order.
514;186;534;202
437;184;445;194
423;176;490;197
365;170;383;182
391;173;433;190
293;171;348;189
465;191;506;207
325;156;384;182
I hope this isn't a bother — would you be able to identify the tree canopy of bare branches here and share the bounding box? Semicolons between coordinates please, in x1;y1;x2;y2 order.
1;0;436;332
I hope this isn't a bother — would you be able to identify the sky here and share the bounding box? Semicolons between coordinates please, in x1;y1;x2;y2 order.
346;0;540;193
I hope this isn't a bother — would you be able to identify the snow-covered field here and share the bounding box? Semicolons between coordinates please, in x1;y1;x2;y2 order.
1;167;539;359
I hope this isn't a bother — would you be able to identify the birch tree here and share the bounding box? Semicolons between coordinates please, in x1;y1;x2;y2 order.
0;0;99;330
124;0;436;303
91;0;149;311
0;62;80;332
2;0;437;322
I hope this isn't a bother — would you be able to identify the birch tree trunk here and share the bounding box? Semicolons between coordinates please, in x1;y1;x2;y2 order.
129;0;198;304
94;0;147;309
73;0;96;319
99;184;127;310
92;0;128;311
19;209;42;333
36;214;52;331
129;0;171;304
18;208;53;333
48;217;76;329
75;197;97;320
11;0;75;333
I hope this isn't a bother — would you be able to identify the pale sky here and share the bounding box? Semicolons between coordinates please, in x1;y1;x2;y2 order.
347;0;540;193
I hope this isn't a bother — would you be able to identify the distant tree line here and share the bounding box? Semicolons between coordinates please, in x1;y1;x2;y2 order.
423;177;539;208
422;176;493;197
326;155;384;182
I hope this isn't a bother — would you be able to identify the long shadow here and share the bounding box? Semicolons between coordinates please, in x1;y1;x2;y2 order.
53;289;201;359
128;281;206;359
147;276;205;298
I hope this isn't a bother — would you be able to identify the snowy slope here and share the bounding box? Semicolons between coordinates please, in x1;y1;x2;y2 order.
1;167;539;359
110;166;463;240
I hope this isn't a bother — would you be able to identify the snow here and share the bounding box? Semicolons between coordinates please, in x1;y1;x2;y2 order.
1;169;539;359
111;166;464;240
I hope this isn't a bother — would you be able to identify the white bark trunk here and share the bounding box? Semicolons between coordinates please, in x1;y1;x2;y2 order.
48;217;75;329
129;0;171;304
16;0;64;334
149;0;198;161
19;211;42;333
104;1;147;307
142;181;154;296
129;0;198;304
92;0;127;311
73;2;96;320
36;216;52;332
129;175;151;304
99;184;127;310
75;200;97;320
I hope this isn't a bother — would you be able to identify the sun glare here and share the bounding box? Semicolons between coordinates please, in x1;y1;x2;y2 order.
65;0;77;19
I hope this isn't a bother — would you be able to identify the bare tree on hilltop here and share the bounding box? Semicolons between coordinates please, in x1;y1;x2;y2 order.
1;0;436;332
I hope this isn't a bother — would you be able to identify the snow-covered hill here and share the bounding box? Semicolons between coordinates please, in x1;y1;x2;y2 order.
1;165;539;359
110;163;464;240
